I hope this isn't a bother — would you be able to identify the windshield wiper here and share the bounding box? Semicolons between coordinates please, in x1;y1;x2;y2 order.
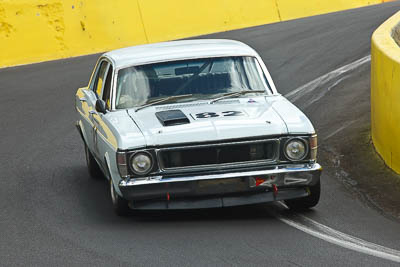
209;90;266;104
135;94;193;112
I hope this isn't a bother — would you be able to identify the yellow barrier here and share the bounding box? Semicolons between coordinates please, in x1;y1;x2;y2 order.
139;0;280;43
0;0;391;68
371;11;400;173
0;0;147;67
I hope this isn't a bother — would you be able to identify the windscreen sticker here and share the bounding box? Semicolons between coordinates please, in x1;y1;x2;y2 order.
191;111;247;120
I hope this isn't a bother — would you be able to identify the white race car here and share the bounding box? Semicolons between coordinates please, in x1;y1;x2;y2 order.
75;39;321;216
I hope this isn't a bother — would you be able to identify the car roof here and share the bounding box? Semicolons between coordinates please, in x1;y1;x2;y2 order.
103;39;259;69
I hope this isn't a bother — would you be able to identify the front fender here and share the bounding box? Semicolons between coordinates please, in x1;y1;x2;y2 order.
104;151;124;196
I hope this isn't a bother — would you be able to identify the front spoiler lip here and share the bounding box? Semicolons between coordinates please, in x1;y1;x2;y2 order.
129;188;310;210
119;163;322;187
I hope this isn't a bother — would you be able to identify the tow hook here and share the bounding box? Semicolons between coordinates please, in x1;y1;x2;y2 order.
273;184;278;196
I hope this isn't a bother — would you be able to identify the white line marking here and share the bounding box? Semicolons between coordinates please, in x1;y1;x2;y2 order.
279;55;400;262
276;203;400;263
322;120;357;141
301;74;351;109
285;55;371;103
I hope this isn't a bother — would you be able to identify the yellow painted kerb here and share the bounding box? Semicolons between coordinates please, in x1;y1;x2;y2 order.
371;11;400;173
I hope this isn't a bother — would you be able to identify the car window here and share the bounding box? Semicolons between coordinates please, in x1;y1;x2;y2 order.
115;56;271;109
92;61;109;98
102;65;113;110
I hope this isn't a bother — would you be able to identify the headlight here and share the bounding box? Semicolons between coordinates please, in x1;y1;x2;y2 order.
284;138;308;161
130;151;153;175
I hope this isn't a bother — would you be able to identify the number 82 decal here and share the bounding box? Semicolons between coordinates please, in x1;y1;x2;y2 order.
193;111;245;119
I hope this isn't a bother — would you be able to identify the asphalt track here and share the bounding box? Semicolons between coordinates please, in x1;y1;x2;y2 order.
2;2;400;266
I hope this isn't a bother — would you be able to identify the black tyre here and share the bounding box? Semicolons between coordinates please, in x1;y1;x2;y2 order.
110;178;130;216
85;144;103;179
284;180;321;211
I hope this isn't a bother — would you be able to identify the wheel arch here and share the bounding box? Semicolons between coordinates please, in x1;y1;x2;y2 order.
76;120;89;146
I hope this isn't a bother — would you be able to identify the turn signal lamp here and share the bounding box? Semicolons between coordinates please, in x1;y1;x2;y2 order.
116;152;129;179
310;135;318;161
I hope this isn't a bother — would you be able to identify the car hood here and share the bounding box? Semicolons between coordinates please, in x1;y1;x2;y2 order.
125;95;314;147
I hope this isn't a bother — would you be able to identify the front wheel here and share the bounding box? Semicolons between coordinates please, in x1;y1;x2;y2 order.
110;178;130;216
284;180;321;211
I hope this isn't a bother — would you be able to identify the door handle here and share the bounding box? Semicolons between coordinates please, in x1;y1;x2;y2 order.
79;97;87;102
89;110;100;124
89;110;97;120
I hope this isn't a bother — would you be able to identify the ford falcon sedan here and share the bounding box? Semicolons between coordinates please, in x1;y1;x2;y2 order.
75;39;322;216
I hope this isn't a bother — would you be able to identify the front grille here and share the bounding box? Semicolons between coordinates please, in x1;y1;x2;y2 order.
158;139;279;172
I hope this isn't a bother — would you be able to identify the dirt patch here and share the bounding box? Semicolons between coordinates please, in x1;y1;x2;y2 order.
392;21;400;47
320;124;400;221
298;59;400;222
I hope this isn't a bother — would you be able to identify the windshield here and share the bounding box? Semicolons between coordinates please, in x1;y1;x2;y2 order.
115;56;271;109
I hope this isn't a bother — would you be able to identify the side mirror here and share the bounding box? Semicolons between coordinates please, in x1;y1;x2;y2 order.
95;99;107;114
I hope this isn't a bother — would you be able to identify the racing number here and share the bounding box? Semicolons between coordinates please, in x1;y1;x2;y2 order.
196;112;219;119
195;111;244;119
222;111;244;117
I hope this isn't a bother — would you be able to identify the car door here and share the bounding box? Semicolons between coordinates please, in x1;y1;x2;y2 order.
76;59;107;152
85;60;109;159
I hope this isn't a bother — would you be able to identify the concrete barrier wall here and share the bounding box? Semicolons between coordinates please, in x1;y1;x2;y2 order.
371;11;400;173
0;0;393;68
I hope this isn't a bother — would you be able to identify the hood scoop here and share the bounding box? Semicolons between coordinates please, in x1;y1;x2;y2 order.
155;110;190;126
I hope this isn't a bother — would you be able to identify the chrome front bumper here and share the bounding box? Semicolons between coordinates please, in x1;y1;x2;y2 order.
118;163;322;207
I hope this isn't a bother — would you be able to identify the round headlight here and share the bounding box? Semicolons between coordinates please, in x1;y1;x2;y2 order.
284;139;308;161
130;152;153;175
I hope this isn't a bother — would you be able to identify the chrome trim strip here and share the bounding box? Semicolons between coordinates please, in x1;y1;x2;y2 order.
115;54;258;71
158;160;277;174
119;163;322;187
